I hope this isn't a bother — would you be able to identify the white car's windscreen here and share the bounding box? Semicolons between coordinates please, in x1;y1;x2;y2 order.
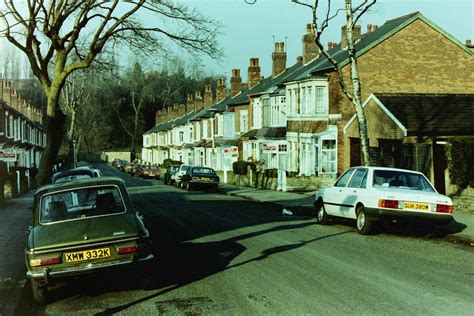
373;170;435;192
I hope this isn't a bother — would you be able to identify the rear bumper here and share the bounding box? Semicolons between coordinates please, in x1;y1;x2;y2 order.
190;180;218;187
364;207;453;223
27;253;154;283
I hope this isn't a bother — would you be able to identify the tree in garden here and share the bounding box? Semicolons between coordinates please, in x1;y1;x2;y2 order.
0;0;221;184
246;0;376;166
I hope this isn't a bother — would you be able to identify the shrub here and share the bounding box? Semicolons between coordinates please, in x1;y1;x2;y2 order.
446;137;474;189
264;168;278;178
0;161;7;184
233;160;250;175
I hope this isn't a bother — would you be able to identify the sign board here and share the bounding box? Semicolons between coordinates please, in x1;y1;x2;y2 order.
0;149;17;162
223;146;238;157
263;144;278;153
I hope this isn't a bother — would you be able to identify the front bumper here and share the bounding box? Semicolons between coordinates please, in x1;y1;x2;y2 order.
364;207;453;223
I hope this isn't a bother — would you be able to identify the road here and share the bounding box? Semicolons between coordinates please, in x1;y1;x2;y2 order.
18;164;474;315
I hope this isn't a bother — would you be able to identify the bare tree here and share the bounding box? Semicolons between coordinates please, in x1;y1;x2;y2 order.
248;0;376;166
0;0;222;184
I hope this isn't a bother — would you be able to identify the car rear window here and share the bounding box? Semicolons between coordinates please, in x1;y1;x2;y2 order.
373;170;435;192
191;168;216;175
40;186;126;224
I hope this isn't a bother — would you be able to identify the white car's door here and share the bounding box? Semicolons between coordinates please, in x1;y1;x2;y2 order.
340;168;369;219
322;169;355;216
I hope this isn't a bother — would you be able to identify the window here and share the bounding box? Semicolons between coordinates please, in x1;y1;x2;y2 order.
253;100;262;129
287;90;292;115
189;126;193;141
348;168;368;188
315;87;327;114
262;98;270;126
240;110;248;133
335;169;355;187
321;139;337;173
306;87;312;114
223;112;235;139
203;120;208;139
179;131;184;142
279;144;287;152
301;87;306;114
217;115;224;136
195;122;201;141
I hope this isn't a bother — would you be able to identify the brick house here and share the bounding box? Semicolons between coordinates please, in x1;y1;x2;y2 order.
344;93;474;194
282;12;473;181
0;80;46;169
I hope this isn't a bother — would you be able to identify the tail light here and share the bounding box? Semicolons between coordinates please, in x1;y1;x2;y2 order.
30;256;60;267
378;199;399;209
436;204;453;213
117;245;138;254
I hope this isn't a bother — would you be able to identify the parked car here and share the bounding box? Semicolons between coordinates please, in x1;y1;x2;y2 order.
163;165;180;185
173;164;192;188
25;177;153;304
181;166;219;191
74;166;102;177
136;165;161;179
116;160;128;171
124;163;136;175
51;168;96;184
314;166;454;235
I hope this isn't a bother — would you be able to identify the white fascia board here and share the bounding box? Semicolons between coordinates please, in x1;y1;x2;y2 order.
343;94;407;136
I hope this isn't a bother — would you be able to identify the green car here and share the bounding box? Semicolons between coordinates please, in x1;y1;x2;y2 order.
26;177;153;304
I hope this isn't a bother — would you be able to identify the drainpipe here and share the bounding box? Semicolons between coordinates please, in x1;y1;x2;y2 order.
16;170;20;195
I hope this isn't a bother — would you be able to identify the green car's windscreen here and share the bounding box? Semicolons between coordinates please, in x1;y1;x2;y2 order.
40;186;126;224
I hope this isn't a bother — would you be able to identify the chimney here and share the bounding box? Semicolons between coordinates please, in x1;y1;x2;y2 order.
302;23;319;63
372;24;378;31
204;84;213;108
296;56;303;63
248;58;262;88
230;69;243;96
194;90;203;112
216;78;226;102
11;89;18;111
466;39;473;47
367;24;373;33
186;93;194;113
328;42;333;50
272;42;287;77
178;104;186;116
341;25;362;49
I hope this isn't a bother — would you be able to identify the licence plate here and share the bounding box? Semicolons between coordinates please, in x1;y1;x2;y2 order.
65;248;111;263
200;177;211;181
404;202;430;211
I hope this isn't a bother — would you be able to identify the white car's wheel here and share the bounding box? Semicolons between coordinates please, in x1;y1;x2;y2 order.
314;200;330;225
356;206;374;235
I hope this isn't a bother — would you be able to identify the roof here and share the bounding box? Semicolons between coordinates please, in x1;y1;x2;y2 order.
239;129;259;140
256;127;287;138
36;176;126;195
285;12;472;83
227;87;250;107
376;93;474;136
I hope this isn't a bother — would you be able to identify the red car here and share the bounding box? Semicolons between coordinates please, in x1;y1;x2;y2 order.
137;165;160;179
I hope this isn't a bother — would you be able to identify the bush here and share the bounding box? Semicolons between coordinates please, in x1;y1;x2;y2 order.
446;137;474;189
264;168;278;178
233;161;249;175
161;159;183;169
0;161;7;184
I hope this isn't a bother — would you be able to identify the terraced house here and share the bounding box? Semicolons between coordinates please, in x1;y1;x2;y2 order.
142;11;474;192
0;80;46;169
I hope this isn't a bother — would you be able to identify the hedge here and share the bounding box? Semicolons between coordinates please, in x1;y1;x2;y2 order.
446;137;474;189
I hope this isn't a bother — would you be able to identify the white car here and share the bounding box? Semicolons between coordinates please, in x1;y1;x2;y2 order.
172;164;192;188
314;166;454;234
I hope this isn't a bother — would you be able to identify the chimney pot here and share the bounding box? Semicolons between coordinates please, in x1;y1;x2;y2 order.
372;24;378;30
297;56;303;63
306;23;313;33
367;24;372;33
302;23;319;63
466;39;472;47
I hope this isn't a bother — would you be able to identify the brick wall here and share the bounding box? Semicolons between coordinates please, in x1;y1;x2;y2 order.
450;186;474;214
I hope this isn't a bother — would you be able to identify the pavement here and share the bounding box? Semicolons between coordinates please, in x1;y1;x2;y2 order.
0;192;33;316
217;183;474;245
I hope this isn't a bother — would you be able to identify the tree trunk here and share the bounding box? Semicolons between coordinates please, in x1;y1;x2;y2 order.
37;107;66;185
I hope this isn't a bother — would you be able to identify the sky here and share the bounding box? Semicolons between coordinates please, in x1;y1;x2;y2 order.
182;0;474;80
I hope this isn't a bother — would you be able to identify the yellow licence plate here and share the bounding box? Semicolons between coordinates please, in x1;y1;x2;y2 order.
404;202;430;211
65;248;111;263
200;177;211;181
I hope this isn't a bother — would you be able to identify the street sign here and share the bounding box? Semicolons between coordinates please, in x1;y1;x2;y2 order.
0;149;17;162
223;146;238;157
263;144;278;153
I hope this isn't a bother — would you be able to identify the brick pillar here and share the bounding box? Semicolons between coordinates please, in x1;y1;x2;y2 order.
204;84;213;108
230;69;242;96
216;78;226;102
272;42;287;77
302;24;319;63
248;58;262;88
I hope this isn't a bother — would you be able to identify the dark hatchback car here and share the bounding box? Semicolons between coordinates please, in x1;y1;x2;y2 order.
181;166;219;191
26;177;153;304
163;164;180;185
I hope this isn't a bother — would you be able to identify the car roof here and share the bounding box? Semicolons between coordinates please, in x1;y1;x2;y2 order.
37;176;126;195
349;166;424;175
